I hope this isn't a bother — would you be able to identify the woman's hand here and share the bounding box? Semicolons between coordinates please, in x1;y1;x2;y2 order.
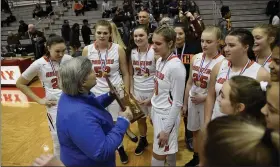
32;154;64;166
138;98;151;106
38;99;57;108
181;105;188;117
185;11;195;21
157;131;170;148
190;94;206;105
119;106;133;121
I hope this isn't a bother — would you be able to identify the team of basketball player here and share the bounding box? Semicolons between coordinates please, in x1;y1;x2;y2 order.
17;19;279;166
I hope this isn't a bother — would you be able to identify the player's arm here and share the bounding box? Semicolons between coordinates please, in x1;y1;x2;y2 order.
182;54;197;112
82;46;88;56
119;46;130;94
163;64;186;133
204;61;221;126
256;66;270;82
16;62;44;104
128;53;135;95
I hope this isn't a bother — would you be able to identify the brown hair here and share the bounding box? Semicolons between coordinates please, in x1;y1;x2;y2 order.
154;25;176;50
228;29;256;61
95;20;112;34
45;35;65;57
228;75;266;123
254;24;278;49
204;115;279;166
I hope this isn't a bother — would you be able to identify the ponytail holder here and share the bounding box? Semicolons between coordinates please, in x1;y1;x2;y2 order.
260;81;268;91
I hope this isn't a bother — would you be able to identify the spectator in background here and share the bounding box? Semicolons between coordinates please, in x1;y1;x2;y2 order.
7;31;20;46
32;3;44;19
138;10;157;34
102;0;111;18
70;23;81;56
45;0;51;5
45;2;54;17
61;20;71;54
169;0;179;17
88;0;98;10
135;0;142;13
187;0;200;15
18;20;28;38
81;19;92;45
123;0;130;16
73;0;84;16
218;5;232;39
7;31;20;53
25;24;46;59
25;24;46;43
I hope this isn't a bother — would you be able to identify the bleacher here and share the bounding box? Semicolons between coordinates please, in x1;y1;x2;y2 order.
1;0;271;49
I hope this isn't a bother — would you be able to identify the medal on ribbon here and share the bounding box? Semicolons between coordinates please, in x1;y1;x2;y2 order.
195;54;213;87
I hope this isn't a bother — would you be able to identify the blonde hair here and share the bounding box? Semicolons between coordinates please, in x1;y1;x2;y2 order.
154;25;176;50
159;17;172;27
253;24;278;49
204;115;279;166
203;25;222;40
110;22;126;49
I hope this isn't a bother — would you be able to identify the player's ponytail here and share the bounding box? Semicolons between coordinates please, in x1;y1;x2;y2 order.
204;115;279;166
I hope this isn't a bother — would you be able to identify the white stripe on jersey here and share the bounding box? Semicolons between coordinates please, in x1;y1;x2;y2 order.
86;42;123;94
131;47;156;91
190;53;224;95
21;55;72;100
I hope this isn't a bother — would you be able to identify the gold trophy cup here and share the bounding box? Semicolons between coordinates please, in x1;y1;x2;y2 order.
105;77;145;123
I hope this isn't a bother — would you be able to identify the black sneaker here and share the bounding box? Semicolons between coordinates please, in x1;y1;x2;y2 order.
135;137;148;155
185;137;194;152
184;154;199;167
118;146;128;164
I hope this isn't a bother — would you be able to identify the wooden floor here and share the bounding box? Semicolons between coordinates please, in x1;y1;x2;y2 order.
1;82;193;166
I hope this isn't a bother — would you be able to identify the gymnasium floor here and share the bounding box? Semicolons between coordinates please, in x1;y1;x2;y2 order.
1;80;192;166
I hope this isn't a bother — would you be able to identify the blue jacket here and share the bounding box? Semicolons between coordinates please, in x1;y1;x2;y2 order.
56;92;129;167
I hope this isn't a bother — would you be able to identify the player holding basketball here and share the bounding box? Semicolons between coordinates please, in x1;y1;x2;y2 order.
129;25;156;155
204;29;270;125
183;26;225;167
16;35;72;159
150;26;186;166
82;20;130;164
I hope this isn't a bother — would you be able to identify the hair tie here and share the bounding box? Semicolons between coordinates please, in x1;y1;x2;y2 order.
260;81;268;91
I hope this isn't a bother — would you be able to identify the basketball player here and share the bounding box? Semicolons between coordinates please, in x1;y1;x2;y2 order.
174;22;202;152
204;29;270;125
183;26;224;167
82;20;129;164
252;24;277;72
129;25;156;155
16;35;72;159
110;21;138;143
150;26;186;166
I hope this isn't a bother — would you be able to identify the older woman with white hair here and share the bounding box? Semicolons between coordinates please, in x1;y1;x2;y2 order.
56;56;133;167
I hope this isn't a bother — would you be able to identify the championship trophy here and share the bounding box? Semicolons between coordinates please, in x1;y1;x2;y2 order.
105;77;145;123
